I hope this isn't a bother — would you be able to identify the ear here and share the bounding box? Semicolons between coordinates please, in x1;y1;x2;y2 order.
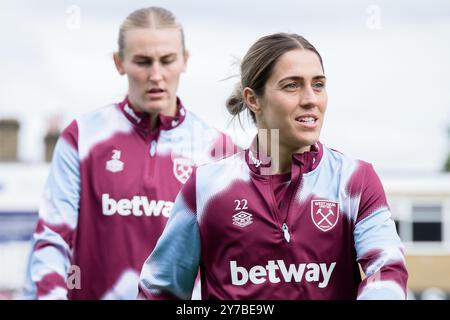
181;50;189;73
113;52;125;75
243;87;262;115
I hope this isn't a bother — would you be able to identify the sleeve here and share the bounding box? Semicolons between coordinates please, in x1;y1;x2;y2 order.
24;121;80;300
138;169;200;300
353;162;408;300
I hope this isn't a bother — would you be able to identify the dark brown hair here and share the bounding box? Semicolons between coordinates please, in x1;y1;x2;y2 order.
226;33;323;123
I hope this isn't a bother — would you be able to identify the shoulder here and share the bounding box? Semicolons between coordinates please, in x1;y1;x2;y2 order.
176;110;239;161
177;152;246;213
73;103;132;160
319;144;380;190
76;103;127;130
196;151;247;182
181;110;221;135
321;144;360;166
320;144;374;173
193;151;249;216
174;109;222;147
198;150;245;171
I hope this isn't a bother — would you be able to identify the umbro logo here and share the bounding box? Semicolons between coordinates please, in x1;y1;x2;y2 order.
232;211;253;228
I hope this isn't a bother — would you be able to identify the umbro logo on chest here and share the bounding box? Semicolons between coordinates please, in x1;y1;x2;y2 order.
106;149;124;173
232;199;253;227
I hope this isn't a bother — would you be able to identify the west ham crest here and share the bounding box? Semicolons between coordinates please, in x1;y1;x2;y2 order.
311;200;339;232
173;158;194;184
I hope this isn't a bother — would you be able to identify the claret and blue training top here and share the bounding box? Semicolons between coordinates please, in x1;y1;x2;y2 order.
138;141;408;299
26;97;236;299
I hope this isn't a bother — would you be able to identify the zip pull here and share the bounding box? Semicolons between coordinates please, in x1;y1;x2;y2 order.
149;140;157;157
281;223;290;243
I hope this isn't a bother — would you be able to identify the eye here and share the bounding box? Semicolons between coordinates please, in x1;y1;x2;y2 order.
134;59;151;66
161;56;176;65
312;82;325;90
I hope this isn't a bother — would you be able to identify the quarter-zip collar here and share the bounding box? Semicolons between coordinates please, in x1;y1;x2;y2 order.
244;136;324;244
118;96;187;134
244;136;323;177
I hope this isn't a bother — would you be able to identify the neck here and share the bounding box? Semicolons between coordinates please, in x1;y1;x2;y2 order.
159;96;178;118
144;98;179;131
256;131;311;174
149;115;159;131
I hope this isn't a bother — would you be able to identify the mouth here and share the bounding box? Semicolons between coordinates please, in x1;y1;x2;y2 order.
295;115;319;129
146;88;165;98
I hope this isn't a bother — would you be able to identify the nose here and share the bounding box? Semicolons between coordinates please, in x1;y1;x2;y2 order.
148;63;163;82
300;85;318;108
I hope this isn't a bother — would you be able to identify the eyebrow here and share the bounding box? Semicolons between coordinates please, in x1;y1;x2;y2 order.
132;53;178;60
279;75;327;82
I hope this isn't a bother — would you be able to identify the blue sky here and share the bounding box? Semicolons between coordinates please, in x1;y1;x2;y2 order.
1;0;449;172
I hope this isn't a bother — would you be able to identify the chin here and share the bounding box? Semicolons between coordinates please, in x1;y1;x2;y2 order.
140;102;167;114
293;135;319;149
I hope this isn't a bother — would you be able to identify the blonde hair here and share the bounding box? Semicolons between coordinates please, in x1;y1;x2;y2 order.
118;7;185;58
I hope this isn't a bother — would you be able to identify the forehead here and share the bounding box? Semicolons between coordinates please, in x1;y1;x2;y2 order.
269;49;324;82
123;28;183;56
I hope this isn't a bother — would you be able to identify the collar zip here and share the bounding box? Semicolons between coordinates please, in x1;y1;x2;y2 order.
244;138;323;243
118;96;187;158
118;96;187;133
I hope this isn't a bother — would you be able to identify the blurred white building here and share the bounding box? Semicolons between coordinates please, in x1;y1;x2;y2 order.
1;163;449;299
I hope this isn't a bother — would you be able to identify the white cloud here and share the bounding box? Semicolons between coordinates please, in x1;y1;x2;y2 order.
1;1;449;170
